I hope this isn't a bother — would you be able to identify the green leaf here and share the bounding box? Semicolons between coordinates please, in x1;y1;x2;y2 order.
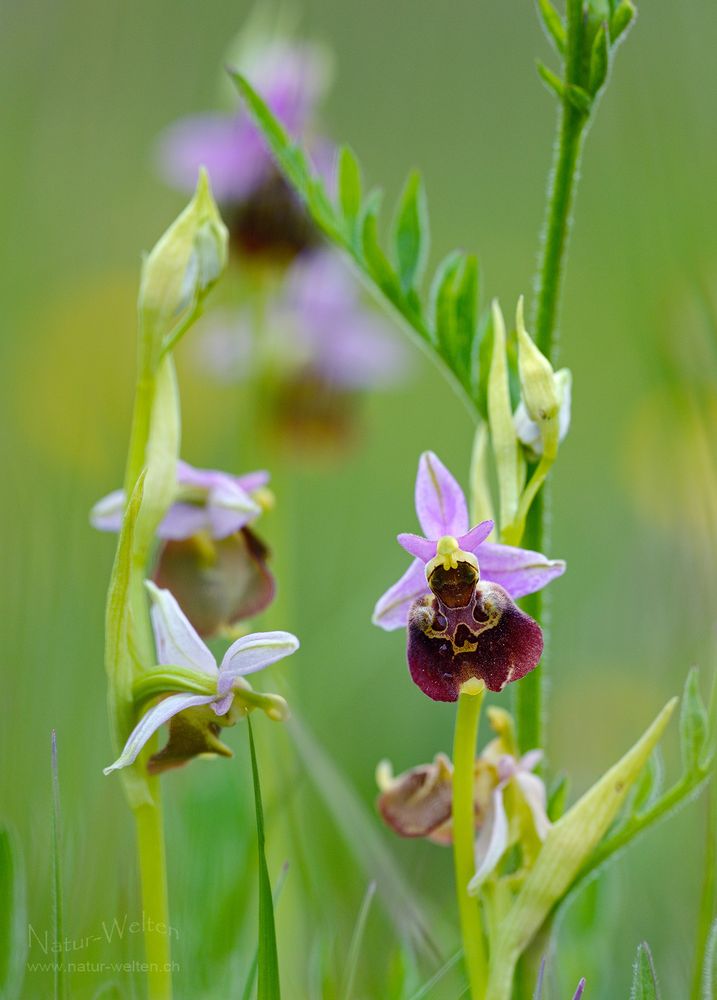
51;732;67;1000
589;23;610;94
703;919;717;1000
392;170;429;292
431;250;464;361
0;826;27;1000
536;0;566;54
240;863;290;1000
610;0;636;42
361;193;401;300
247;718;281;1000
486;699;677;994
337;145;362;243
454;254;480;382
566;84;593;113
547;773;570;822
631;748;663;815
630;941;661;1000
536;60;566;102
680;667;708;772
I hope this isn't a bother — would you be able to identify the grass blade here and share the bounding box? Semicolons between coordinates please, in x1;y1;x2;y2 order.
341;881;376;1000
0;825;27;1000
408;950;463;1000
247;718;281;1000
240;863;290;1000
51;730;67;1000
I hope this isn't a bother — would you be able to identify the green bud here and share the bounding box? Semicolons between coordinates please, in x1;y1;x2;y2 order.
516;296;559;424
138;168;228;369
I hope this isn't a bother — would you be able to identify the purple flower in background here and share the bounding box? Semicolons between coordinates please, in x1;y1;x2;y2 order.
373;452;565;700
104;583;298;775
91;460;268;540
91;460;276;636
156;39;332;262
197;250;409;448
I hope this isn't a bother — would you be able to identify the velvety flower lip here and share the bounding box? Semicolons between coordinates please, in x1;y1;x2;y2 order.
103;582;298;774
155;41;328;204
90;460;268;541
373;451;566;631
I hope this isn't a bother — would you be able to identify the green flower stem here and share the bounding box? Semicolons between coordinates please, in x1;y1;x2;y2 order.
134;792;172;1000
452;681;487;999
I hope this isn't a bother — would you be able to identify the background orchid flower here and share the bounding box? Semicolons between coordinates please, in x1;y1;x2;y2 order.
91;459;268;540
104;582;299;775
195;249;408;448
92;460;275;636
373;451;565;631
156;38;332;263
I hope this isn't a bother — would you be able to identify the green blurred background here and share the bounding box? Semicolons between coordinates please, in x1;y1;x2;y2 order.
3;0;717;997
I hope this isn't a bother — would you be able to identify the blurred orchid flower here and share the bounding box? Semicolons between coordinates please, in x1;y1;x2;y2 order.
91;460;276;636
91;460;268;540
373;451;565;631
156;39;332;262
104;582;298;775
196;250;409;447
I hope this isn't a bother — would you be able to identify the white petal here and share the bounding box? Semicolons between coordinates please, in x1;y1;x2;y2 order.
218;631;299;694
103;693;215;774
468;787;509;893
516;771;552;841
145;581;217;676
90;490;126;532
207;480;261;538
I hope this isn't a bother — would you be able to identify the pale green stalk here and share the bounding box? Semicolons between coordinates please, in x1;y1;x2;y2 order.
452;681;487;999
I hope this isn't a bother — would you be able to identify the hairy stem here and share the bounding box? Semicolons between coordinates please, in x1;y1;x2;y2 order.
134;792;172;1000
453;681;487;999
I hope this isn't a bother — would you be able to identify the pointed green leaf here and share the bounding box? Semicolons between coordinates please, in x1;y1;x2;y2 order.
488;300;521;534
0;826;27;1000
589;23;610;95
536;60;566;102
337;145;363;241
247;718;281;1000
703;919;717;1000
453;254;480;381
610;0;636;42
536;0;566;54
486;699;677;993
630;941;661;1000
392;170;429;292
361;193;401;300
680;667;708;772
431;250;463;362
631;748;663;815
566;84;593;113
547;773;570;822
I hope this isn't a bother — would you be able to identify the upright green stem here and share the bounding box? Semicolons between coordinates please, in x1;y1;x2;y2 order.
134;791;172;1000
452;681;487;999
517;15;589;755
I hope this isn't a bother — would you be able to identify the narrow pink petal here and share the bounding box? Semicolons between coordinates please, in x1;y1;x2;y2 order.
217;631;299;694
372;559;428;631
157;503;210;540
397;533;437;563
477;542;566;598
207;481;261;538
103;693;215;774
457;520;495;554
146;581;217;676
572;979;586;1000
414;451;469;538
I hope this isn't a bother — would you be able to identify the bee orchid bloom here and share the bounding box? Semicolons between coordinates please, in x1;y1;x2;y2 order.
91;460;275;636
373;451;565;699
104;583;299;775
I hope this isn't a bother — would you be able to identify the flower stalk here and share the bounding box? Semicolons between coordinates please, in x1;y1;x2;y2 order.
452;679;487;998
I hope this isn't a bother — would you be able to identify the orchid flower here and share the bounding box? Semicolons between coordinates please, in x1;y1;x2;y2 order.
375;710;551;885
91;460;268;541
373;451;565;699
104;582;299;775
91;460;275;636
155;38;332;262
373;451;565;631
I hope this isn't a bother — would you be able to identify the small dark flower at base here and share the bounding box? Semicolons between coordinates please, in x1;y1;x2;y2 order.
148;702;234;775
407;559;543;701
376;754;454;842
153;527;275;638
